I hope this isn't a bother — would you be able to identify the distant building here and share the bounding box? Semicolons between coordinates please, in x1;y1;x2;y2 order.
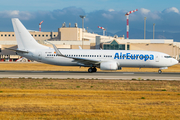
0;24;180;61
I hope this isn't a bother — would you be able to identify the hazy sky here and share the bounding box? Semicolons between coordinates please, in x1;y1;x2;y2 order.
1;0;180;40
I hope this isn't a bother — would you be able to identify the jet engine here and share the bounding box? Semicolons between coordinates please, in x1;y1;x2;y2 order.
100;61;121;70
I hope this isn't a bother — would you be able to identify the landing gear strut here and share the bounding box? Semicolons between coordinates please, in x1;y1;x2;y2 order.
88;67;97;73
158;70;162;74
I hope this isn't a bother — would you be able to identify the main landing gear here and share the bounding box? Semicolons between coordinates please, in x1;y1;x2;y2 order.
158;70;162;74
88;67;97;73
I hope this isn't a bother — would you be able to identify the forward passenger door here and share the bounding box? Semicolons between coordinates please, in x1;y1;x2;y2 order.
155;54;159;62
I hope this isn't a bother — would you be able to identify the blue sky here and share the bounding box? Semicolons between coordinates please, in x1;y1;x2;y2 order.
1;0;180;40
1;0;180;12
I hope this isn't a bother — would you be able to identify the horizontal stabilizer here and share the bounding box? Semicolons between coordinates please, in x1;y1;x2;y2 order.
5;48;29;53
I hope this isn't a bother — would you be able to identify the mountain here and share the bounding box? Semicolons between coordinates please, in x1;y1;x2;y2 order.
95;29;180;42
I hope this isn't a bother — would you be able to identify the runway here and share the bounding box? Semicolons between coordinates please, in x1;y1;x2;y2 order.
0;70;180;80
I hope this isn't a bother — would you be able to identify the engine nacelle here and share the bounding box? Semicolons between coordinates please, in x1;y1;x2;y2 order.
100;61;119;70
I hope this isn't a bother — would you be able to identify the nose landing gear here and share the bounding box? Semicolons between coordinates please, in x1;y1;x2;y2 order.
158;70;162;74
88;67;97;73
158;67;168;74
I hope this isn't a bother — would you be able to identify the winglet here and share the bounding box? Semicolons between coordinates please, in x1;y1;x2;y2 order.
79;46;82;49
45;40;64;56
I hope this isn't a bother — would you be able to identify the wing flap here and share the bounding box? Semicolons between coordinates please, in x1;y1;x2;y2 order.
72;57;101;65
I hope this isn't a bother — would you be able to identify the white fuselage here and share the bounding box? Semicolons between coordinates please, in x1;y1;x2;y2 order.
18;48;178;68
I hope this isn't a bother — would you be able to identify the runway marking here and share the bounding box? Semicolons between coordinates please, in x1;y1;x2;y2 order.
1;71;180;80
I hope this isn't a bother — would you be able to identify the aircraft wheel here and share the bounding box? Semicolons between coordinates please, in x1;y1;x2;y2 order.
158;70;162;74
88;68;93;73
92;67;97;72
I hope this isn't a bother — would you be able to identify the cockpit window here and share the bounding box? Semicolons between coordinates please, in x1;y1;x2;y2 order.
164;56;172;58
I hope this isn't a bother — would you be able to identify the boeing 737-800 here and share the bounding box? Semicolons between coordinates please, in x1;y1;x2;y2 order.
8;18;178;73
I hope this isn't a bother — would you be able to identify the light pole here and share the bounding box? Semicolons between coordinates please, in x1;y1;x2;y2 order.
153;23;155;39
125;9;138;39
163;30;165;38
144;17;146;39
80;15;86;49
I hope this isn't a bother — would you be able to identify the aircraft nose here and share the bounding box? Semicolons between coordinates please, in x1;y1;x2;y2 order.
172;59;178;65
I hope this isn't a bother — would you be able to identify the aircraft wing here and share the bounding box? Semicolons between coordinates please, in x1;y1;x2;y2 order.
71;57;101;65
45;40;101;66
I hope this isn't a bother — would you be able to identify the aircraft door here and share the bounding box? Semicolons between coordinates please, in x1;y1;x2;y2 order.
155;54;159;62
38;52;42;61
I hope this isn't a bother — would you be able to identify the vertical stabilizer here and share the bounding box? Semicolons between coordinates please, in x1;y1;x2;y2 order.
12;18;47;50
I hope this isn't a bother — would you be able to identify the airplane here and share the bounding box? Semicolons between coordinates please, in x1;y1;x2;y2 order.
7;18;178;74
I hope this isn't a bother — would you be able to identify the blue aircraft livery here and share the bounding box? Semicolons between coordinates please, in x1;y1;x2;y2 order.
114;52;154;61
